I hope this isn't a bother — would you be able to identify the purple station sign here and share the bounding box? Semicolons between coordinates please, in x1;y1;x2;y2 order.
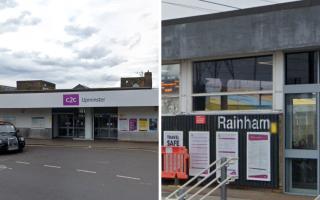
63;94;79;106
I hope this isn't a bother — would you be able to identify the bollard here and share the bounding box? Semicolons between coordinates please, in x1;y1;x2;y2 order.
220;157;227;200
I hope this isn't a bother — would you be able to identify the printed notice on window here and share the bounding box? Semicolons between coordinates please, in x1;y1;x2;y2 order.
246;132;271;181
164;131;183;147
189;131;210;177
216;131;238;178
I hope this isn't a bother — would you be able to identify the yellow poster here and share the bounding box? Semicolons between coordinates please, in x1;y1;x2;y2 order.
139;118;149;131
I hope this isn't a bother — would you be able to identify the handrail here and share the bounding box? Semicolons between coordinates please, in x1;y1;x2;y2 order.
199;175;236;200
165;158;220;199
165;157;238;200
177;158;236;200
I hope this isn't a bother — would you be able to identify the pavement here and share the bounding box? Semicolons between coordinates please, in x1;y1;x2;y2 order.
25;138;158;151
0;143;158;200
162;185;314;200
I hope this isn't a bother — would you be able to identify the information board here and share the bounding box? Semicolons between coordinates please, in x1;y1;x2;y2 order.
216;131;238;178
247;132;271;181
189;131;210;177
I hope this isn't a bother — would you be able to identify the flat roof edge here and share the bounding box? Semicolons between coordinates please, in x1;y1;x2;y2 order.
0;87;158;94
162;0;318;26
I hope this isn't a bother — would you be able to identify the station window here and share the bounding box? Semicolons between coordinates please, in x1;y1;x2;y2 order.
193;94;272;111
286;52;317;85
162;64;180;114
192;56;273;111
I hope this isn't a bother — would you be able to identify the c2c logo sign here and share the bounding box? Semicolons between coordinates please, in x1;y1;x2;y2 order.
63;94;79;106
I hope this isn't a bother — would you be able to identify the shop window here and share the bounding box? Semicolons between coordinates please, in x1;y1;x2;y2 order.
162;64;180;114
193;56;272;93
1;115;16;125
286;52;317;85
31;117;45;128
193;94;272;111
285;93;317;150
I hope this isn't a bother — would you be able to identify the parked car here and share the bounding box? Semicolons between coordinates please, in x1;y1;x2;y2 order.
0;121;25;152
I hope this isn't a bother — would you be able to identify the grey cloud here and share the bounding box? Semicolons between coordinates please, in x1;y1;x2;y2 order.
64;25;98;38
129;33;141;49
76;46;111;60
0;47;10;52
0;11;41;33
33;54;127;69
109;33;142;49
100;56;127;67
63;39;79;48
0;0;17;10
99;74;119;82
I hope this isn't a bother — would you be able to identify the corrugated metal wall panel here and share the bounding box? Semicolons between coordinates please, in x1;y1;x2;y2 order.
162;114;280;188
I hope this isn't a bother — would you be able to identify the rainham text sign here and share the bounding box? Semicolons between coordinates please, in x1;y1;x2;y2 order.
217;116;270;131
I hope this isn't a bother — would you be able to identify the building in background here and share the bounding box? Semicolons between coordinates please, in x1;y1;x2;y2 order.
162;0;320;196
0;72;158;142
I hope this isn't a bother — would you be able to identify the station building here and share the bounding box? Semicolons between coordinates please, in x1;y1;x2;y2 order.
0;72;158;142
162;0;320;196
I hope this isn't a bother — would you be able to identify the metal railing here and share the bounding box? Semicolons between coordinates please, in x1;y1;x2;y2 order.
314;195;320;200
165;157;238;200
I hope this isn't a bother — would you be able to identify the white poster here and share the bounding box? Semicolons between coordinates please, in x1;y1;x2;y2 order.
216;131;238;178
164;131;183;146
189;131;210;177
247;132;271;181
119;118;129;131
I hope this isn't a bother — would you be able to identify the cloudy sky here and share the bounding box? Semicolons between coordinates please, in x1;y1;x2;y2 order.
162;0;300;20
0;0;159;88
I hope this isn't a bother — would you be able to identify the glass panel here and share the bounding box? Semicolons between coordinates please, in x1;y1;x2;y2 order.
286;52;317;84
292;159;317;190
162;64;180;95
285;93;316;149
193;56;273;93
193;94;272;111
94;113;118;139
162;97;179;114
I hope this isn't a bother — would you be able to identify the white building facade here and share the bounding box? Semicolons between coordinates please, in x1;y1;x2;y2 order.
0;88;158;142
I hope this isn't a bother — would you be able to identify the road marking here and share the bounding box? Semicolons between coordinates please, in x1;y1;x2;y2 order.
43;164;61;169
16;161;30;165
116;175;141;181
76;169;97;174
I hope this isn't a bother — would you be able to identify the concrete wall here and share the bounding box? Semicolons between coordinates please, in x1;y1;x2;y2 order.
162;1;320;61
118;107;158;142
0;108;52;139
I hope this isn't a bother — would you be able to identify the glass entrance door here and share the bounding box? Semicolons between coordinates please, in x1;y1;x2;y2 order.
94;113;118;139
54;109;85;138
58;114;74;137
285;93;318;194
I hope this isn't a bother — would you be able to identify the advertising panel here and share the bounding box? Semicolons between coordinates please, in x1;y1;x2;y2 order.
129;119;137;131
139;118;149;131
119;118;129;131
